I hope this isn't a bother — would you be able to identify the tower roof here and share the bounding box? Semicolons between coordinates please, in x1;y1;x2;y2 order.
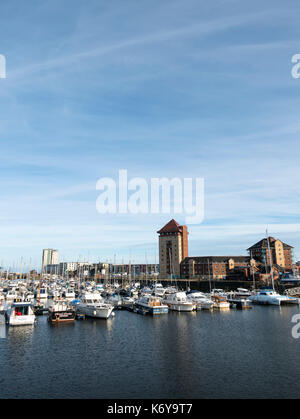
157;219;185;234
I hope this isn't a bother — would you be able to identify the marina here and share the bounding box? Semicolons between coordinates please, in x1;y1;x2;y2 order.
1;243;300;400
0;297;300;399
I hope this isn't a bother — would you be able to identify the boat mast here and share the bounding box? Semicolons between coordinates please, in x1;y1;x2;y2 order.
19;257;23;281
38;262;43;305
207;258;212;294
266;229;275;290
250;251;255;290
168;248;172;284
27;258;32;285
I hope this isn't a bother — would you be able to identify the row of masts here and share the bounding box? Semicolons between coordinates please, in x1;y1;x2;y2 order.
0;231;289;291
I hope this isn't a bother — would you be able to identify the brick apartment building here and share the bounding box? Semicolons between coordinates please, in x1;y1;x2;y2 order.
157;220;295;280
180;256;251;280
247;237;293;272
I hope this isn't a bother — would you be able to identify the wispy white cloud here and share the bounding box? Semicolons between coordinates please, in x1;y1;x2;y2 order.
0;0;300;264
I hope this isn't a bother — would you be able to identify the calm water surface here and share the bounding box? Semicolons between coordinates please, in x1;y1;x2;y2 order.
1;306;300;399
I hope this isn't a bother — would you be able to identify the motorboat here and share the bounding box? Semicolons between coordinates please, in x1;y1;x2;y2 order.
211;294;230;310
140;286;152;296
164;286;178;295
164;291;195;312
76;292;114;319
107;294;123;308
135;295;168;315
249;288;300;306
5;298;36;326
63;288;76;299
94;284;105;293
187;291;214;310
48;300;76;323
211;289;229;297
227;296;252;309
234;288;253;298
50;289;61;299
36;287;48;300
152;283;166;297
128;287;139;298
25;291;35;302
122;296;136;305
280;273;300;284
5;289;19;303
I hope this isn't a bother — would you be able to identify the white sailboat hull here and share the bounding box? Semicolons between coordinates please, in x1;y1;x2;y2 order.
250;295;299;305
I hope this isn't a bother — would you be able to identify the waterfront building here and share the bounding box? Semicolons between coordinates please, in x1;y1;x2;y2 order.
180;256;251;280
110;264;159;278
42;249;59;268
157;219;189;279
247;237;293;272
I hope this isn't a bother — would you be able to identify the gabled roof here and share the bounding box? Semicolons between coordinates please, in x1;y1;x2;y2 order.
157;219;184;234
248;237;293;250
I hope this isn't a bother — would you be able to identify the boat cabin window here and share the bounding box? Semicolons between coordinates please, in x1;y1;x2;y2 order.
14;306;29;316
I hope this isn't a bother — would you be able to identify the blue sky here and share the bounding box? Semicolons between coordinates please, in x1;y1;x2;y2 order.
0;0;300;269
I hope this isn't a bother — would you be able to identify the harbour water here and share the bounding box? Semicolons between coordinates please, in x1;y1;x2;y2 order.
1;305;300;399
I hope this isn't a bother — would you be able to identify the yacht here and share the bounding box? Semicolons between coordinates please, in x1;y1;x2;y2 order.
49;288;61;299
122;296;136;306
152;283;166;297
211;288;229;297
107;294;123;308
76;292;114;319
63;288;76;300
140;286;152;296
235;288;253;298
36;287;48;300
25;291;35;302
135;295;168;315
164;291;195;312
5;298;36;326
280;273;300;284
164;286;178;295
187;291;214;310
5;289;19;303
249;288;300;306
